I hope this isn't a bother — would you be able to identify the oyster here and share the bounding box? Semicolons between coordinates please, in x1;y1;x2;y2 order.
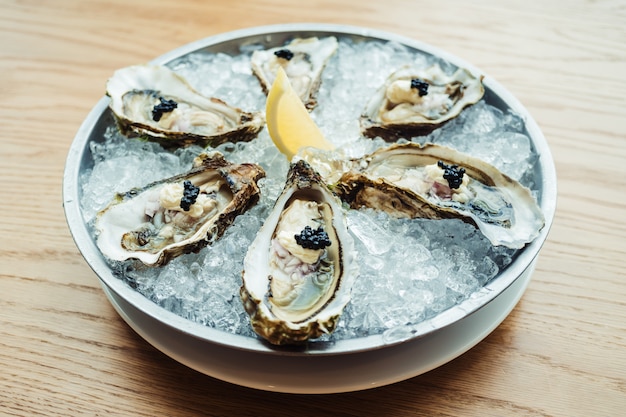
95;152;265;266
332;143;544;249
360;64;484;140
240;160;358;345
106;65;264;148
251;36;338;110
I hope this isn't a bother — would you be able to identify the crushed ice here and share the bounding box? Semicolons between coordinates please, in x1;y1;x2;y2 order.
80;38;534;341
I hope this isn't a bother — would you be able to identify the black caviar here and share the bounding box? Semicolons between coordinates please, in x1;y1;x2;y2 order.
274;49;294;60
438;160;466;189
294;225;331;250
180;180;200;211
410;78;429;97
152;97;178;122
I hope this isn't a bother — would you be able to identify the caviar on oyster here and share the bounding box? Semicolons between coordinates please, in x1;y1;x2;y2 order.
251;36;339;110
303;143;544;249
360;64;484;140
106;65;265;148
95;152;265;267
240;160;358;345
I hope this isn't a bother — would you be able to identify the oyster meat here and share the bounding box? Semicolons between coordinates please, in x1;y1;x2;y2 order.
251;36;338;110
95;152;265;266
240;160;358;345
332;143;544;249
106;65;264;148
360;64;484;140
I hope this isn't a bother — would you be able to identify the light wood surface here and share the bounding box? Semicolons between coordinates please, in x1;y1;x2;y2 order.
2;0;625;415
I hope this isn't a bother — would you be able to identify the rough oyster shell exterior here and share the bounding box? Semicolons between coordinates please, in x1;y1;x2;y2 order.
106;65;264;148
240;160;358;345
95;152;265;266
360;64;484;140
330;143;544;249
251;36;338;110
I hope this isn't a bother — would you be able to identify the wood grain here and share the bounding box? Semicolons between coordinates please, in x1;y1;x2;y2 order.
2;0;626;415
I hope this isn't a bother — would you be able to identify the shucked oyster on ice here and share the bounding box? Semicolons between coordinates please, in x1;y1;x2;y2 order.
106;65;264;148
326;143;544;249
251;36;339;110
240;160;358;345
95;152;265;267
360;64;484;140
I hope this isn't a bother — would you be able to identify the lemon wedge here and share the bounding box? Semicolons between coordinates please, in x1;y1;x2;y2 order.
265;67;335;159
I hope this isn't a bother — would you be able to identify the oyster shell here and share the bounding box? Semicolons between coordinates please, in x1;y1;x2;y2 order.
332;143;544;249
95;152;265;266
360;64;484;140
106;65;264;148
251;36;338;110
240;160;358;345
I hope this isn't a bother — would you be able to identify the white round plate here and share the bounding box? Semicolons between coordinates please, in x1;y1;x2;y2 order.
64;24;556;394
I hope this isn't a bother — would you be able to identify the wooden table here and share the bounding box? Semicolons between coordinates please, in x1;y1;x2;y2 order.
2;0;625;415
